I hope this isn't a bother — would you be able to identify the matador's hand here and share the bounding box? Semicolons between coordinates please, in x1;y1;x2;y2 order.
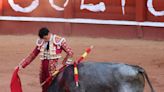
18;62;23;70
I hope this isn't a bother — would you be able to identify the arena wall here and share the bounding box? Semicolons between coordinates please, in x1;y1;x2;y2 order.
0;0;164;40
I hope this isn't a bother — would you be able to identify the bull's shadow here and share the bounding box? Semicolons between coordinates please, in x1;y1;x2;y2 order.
48;62;155;92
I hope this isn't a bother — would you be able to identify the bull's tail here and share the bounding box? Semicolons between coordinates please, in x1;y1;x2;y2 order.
135;66;155;92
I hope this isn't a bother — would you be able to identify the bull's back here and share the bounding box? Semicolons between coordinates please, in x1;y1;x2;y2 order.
78;62;144;92
49;62;145;92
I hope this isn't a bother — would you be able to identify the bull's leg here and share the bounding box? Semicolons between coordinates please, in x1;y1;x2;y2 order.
118;82;144;92
118;83;133;92
115;64;145;92
118;73;145;92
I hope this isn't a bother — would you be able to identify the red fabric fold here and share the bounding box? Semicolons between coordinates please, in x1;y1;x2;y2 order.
10;67;22;92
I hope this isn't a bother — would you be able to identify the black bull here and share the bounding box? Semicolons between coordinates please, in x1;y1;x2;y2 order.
48;62;155;92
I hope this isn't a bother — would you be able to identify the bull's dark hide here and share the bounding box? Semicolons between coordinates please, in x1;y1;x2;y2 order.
48;62;155;92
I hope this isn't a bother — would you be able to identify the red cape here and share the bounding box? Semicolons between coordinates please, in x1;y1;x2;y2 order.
10;67;22;92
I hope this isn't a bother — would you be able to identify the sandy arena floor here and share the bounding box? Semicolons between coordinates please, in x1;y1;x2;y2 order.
0;35;164;92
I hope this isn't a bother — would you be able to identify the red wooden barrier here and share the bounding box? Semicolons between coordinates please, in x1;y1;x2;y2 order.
0;0;164;40
0;0;2;15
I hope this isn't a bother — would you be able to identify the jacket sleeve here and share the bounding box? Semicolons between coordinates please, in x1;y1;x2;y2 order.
61;41;74;64
61;41;73;57
21;46;40;68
